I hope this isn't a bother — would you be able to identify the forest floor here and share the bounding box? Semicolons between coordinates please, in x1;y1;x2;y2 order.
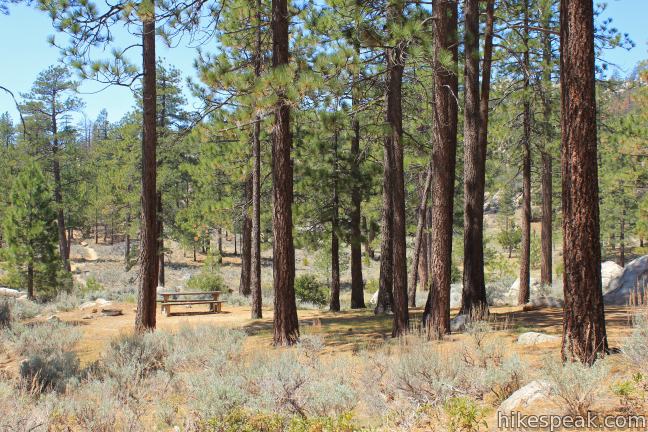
43;302;636;367
58;231;639;368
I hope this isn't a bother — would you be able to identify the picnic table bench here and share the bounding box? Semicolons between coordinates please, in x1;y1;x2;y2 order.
159;291;224;316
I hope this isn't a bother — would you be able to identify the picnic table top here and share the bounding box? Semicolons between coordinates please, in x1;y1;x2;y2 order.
159;291;221;297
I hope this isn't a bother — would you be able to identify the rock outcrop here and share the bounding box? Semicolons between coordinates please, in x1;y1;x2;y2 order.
604;255;648;305
517;331;560;345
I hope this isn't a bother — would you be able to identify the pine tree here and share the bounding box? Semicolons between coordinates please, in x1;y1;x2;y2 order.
271;0;299;346
0;112;15;148
560;0;607;364
423;0;459;335
2;162;61;299
21;65;84;273
460;0;491;316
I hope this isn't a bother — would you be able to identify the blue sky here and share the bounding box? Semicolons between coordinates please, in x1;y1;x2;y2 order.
0;0;647;125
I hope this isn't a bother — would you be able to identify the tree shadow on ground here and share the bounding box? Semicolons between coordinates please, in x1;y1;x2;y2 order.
241;305;635;353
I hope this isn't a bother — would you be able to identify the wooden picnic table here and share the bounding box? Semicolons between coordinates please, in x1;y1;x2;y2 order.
159;291;223;316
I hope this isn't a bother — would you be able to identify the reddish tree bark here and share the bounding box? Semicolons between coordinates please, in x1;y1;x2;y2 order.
409;164;432;307
349;31;365;311
385;31;409;336
560;0;608;364
417;213;429;292
271;0;299;345
460;0;490;316
52;124;70;272
157;191;165;287
250;111;263;318
540;8;554;287
540;151;553;285
423;0;458;335
518;0;532;306
239;176;252;296
135;10;158;333
250;116;262;317
330;129;341;312
376;139;394;314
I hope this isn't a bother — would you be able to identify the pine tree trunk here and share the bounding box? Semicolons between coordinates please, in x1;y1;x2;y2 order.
51;105;70;272
67;227;73;259
376;140;394;315
349;32;364;310
418;212;429;291
271;0;299;346
27;263;34;300
110;212;114;245
250;0;263;319
125;206;131;269
408;164;433;307
217;227;223;260
157;191;165;287
518;0;532;306
330;129;341;312
52;153;70;272
619;203;625;267
387;13;409;338
426;205;433;288
95;207;99;244
541;151;553;285
363;216;375;259
560;0;608;364
460;0;489;316
423;0;458;335
540;7;553;287
239;176;252;296
135;11;158;333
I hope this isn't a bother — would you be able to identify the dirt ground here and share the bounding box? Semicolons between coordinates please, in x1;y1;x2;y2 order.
30;301;637;369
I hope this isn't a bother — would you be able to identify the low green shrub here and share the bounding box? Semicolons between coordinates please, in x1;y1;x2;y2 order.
611;376;643;412
83;276;104;294
444;397;488;432
187;272;227;292
294;274;328;307
203;409;361;432
365;279;378;295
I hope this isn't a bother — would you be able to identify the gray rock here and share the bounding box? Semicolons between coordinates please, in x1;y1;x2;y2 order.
80;301;96;310
503;278;542;305
450;284;462;309
526;296;564;309
604;255;648;305
451;314;467;332
498;380;552;413
0;287;21;298
369;290;379;305
517;331;560;345
46;315;61;322
483;191;501;214
601;261;624;294
101;308;123;317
